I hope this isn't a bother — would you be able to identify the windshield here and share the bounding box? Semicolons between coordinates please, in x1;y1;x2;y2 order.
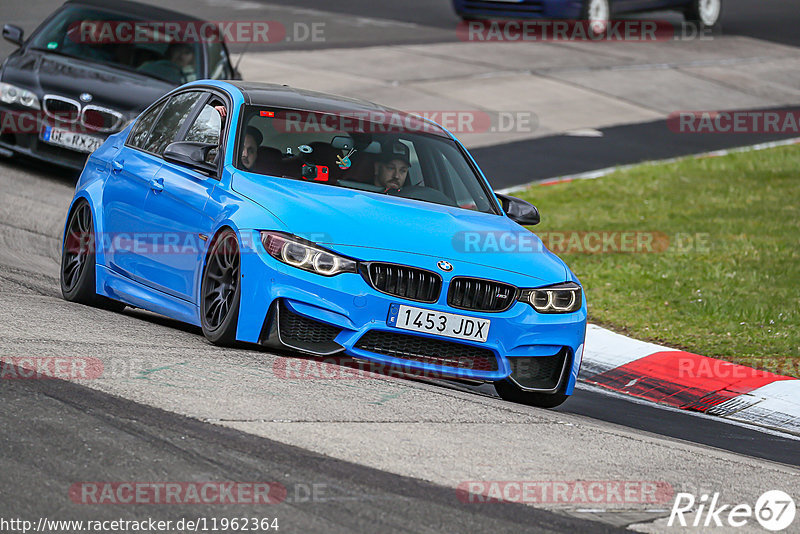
235;106;499;215
29;5;204;84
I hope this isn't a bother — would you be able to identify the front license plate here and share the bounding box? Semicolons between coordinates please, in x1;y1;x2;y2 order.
387;304;490;343
40;126;104;154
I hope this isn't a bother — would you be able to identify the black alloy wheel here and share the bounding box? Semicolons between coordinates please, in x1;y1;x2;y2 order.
200;229;242;345
60;201;124;311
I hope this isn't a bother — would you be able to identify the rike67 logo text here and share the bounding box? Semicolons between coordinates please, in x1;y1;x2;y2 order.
669;490;796;531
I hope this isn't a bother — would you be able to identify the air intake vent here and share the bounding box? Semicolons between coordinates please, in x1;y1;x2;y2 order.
276;301;342;355
508;349;570;390
355;330;498;372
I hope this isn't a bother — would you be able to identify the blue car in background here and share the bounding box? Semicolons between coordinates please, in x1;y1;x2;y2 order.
60;80;587;408
453;0;722;30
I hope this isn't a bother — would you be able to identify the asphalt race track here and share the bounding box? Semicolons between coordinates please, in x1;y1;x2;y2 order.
1;1;799;532
472;115;800;189
2;374;616;534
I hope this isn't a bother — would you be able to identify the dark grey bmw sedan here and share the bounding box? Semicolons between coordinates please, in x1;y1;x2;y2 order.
0;0;239;170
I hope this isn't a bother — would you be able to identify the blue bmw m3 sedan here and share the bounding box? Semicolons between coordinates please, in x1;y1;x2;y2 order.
60;80;587;407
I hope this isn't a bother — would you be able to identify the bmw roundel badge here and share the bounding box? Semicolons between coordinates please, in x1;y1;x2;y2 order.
437;260;453;272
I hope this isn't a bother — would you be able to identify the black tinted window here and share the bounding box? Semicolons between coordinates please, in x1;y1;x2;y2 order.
128;100;166;149
28;5;203;83
142;91;203;155
236;107;496;214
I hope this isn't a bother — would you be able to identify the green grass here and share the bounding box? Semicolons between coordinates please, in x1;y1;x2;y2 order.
516;144;800;376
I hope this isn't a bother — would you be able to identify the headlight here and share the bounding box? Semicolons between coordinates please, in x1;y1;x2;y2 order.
0;82;40;110
519;282;582;314
260;231;357;276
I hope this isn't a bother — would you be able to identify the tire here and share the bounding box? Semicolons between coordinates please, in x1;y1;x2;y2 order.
494;379;570;408
581;0;611;35
684;0;722;31
200;229;241;346
60;200;125;312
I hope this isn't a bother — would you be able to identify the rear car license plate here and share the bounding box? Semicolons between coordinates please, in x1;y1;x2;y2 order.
387;304;490;343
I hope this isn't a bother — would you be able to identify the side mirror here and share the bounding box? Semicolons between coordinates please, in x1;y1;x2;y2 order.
2;24;24;47
163;141;217;174
331;136;354;150
496;193;540;225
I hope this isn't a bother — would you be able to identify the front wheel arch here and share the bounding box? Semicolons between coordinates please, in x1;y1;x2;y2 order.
60;199;124;312
199;226;242;346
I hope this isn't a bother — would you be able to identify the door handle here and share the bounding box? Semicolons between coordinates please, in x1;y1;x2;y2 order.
111;160;124;173
149;177;164;192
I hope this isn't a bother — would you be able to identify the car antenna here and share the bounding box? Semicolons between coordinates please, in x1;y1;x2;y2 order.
233;41;252;78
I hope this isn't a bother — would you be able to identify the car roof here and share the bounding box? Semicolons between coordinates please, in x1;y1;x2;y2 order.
226;81;450;137
64;0;205;22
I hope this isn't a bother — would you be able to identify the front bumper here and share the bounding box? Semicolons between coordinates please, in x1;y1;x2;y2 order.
236;230;587;393
0;105;110;171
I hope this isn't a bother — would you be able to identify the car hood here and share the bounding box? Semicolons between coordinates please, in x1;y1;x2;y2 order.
233;172;569;285
1;49;174;117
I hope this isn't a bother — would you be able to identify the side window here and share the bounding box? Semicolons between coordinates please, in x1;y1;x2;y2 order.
128;100;167;149
184;100;224;163
142;91;203;156
207;42;233;80
185;103;222;145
